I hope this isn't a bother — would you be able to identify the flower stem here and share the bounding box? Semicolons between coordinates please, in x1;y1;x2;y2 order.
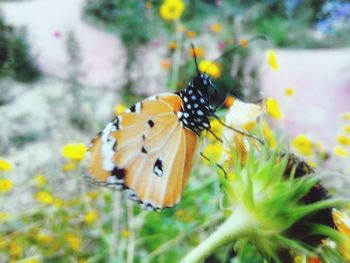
170;19;182;90
110;191;121;258
181;209;252;263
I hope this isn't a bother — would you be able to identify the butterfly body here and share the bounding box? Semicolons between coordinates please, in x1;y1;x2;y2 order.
177;74;215;134
85;73;216;211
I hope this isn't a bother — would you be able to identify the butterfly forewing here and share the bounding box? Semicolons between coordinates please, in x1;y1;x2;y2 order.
86;93;198;210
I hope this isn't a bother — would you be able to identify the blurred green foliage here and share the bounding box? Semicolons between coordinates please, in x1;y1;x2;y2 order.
83;0;350;48
0;12;40;82
83;0;158;47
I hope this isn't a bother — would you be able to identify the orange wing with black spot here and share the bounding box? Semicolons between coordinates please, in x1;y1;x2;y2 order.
85;93;198;211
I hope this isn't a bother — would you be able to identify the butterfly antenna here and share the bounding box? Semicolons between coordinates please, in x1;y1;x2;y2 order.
204;35;267;73
200;152;227;178
212;114;265;146
191;43;200;75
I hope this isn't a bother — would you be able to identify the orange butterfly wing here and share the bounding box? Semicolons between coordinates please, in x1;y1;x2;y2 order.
85;93;198;210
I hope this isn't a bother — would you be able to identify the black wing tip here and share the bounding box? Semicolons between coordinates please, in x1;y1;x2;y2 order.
82;171;177;212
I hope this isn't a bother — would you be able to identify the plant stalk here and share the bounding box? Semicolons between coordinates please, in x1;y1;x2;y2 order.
170;19;182;90
181;209;252;263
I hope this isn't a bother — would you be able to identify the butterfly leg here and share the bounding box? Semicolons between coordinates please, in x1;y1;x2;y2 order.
212;114;264;145
200;152;227;178
208;129;223;143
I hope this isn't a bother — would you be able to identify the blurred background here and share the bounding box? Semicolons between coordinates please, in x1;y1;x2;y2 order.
0;0;350;262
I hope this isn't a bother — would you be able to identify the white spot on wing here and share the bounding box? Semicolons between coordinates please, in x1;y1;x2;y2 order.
107;176;118;184
101;122;117;171
135;102;141;113
197;110;204;116
153;157;164;177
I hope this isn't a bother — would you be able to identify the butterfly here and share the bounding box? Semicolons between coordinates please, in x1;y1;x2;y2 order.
84;43;260;211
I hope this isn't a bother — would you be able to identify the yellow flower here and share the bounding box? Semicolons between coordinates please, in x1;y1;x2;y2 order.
223;99;262;162
343;125;350;134
0;236;7;248
224;96;235;108
267;49;279;71
63;161;78;172
87;191;99;200
207;119;224;142
226;171;236;182
145;1;152;9
121;229;131;238
198;60;221;78
293;255;305;263
10;241;22;257
284;86;295;96
188;47;205;58
262;121;276;148
186;30;196;38
292;134;313;156
225;99;261;130
53;197;64;208
333;146;349;157
84;210;98;225
34;174;47;188
66;233;81;251
332;209;350;260
242;121;256;132
342;112;350;121
61;143;87;162
337;135;350;146
210;23;222;33
0;178;13;193
35;191;53;205
0;158;13;172
266;97;283;119
203;142;223;164
35;231;53;243
168;41;177;50
114;104;126;115
160;0;185;21
160;59;171;70
239;38;248;48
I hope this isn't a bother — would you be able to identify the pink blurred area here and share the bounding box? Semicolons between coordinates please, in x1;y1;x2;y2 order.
1;0;127;89
261;48;350;148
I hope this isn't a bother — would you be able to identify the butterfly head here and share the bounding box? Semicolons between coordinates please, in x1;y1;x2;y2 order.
193;72;217;102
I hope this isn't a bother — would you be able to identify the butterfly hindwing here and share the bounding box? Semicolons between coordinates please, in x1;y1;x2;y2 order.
86;93;198;210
